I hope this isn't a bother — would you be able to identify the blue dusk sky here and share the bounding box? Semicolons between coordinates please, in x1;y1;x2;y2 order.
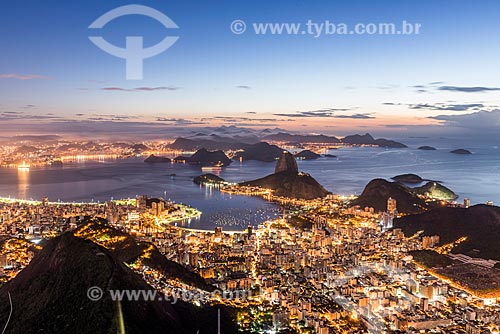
1;0;500;139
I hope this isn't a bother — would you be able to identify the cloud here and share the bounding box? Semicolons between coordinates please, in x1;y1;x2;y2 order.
384;101;491;112
0;121;290;141
236;85;251;89
274;108;354;118
230;122;279;127
197;116;287;125
92;114;139;121
0;73;49;80
409;103;485;112
429;109;500;129
273;113;309;118
438;86;500;93
101;86;179;92
156;118;205;125
384;124;411;128
0;111;62;121
333;113;375;119
135;86;179;91
410;82;500;94
213;116;277;122
376;84;399;90
11;135;62;141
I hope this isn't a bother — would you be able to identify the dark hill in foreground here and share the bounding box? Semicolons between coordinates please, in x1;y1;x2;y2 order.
351;179;428;214
75;219;212;291
0;222;237;334
394;204;500;261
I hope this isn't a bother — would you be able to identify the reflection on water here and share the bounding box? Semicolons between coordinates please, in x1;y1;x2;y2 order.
200;166;222;177
174;205;280;230
1;160;279;231
17;169;30;199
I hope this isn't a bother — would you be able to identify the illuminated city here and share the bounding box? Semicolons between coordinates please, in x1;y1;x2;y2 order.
1;1;500;333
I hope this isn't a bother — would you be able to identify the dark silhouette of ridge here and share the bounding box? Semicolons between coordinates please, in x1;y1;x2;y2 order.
0;221;238;334
351;179;428;214
394;205;500;261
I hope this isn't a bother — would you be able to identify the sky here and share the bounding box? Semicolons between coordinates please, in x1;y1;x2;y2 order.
1;0;500;140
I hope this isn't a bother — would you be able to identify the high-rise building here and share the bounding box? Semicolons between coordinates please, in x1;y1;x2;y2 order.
247;225;253;237
422;235;440;249
380;212;393;230
464;198;470;208
136;195;147;209
387;197;397;216
157;201;164;216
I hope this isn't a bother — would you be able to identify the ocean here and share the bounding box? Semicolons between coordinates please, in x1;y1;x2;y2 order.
1;141;499;230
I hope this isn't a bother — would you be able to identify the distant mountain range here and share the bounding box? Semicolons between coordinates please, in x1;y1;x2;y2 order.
341;133;407;148
168;132;407;152
169;137;246;151
261;132;406;148
233;142;284;162
262;132;341;144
